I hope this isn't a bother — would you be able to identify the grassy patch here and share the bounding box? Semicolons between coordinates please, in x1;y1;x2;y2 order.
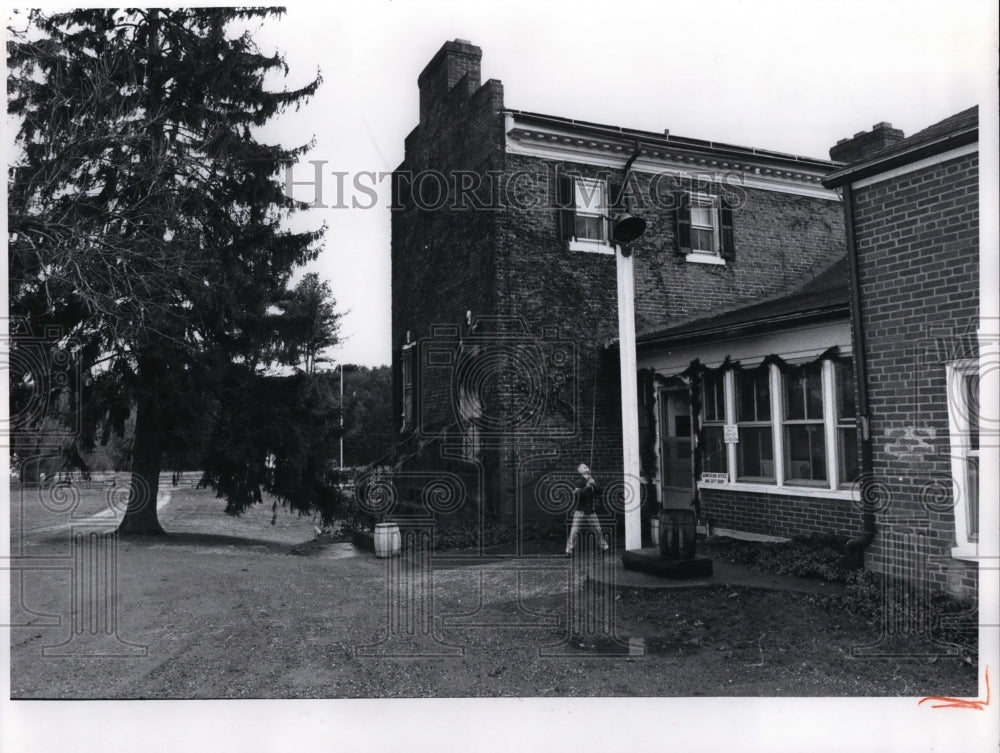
820;569;978;666
701;534;852;583
432;518;565;551
700;534;978;666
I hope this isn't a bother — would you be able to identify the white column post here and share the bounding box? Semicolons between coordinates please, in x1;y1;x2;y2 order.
770;363;786;487
822;359;839;490
617;248;642;551
724;369;737;483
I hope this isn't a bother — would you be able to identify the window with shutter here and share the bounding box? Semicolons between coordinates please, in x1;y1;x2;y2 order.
561;175;616;254
573;178;606;242
677;190;735;265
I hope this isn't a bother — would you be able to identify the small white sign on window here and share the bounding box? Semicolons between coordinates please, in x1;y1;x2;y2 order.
701;472;728;484
724;424;739;444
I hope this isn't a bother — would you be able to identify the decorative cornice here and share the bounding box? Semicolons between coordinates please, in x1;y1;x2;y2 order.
505;117;840;201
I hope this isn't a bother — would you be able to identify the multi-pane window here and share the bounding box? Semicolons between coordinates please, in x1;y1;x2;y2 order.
700;372;726;474
963;371;979;541
694;358;861;492
736;366;773;480
573;178;606;242
783;363;826;483
836;359;859;486
689;194;719;254
947;361;979;550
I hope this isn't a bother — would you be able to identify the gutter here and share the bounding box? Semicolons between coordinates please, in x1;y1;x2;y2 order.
842;182;877;564
823;125;978;187
505;109;838;172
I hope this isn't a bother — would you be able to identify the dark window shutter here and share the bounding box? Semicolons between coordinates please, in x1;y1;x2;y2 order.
401;345;414;432
673;192;691;254
720;203;735;261
411;342;420;432
607;179;622;242
557;174;575;240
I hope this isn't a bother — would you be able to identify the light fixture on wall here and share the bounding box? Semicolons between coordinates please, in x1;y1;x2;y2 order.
613;213;647;247
613;141;648;255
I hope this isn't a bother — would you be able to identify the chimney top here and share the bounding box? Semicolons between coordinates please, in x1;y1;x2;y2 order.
417;39;482;89
830;120;905;164
417;40;483;127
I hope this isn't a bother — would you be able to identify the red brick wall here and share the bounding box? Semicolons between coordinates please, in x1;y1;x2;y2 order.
391;44;846;524
852;150;979;599
700;488;856;539
495;155;845;521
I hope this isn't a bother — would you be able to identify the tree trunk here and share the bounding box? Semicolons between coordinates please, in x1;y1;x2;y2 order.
118;354;166;535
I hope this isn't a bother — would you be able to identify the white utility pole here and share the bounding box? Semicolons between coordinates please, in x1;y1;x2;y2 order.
339;362;344;469
616;248;642;551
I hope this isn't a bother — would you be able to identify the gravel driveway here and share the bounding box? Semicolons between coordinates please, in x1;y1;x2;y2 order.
8;484;977;698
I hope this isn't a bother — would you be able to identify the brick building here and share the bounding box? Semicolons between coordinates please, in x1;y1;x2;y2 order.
389;39;847;537
635;254;859;541
823;107;981;599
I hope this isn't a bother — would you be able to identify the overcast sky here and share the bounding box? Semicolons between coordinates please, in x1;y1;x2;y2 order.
10;1;996;366
250;0;994;367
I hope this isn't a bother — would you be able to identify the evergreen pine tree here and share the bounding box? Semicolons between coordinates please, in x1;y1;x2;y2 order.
8;8;331;533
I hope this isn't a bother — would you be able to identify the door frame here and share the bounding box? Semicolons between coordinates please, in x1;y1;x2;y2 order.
657;379;695;510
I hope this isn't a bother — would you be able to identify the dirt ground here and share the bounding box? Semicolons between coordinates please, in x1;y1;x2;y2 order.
8;482;977;699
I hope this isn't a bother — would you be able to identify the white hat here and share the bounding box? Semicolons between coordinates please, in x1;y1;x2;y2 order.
577;463;590;474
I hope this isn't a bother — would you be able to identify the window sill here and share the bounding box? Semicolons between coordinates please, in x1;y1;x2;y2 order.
685;252;726;266
951;545;979;563
569;239;615;255
698;480;860;501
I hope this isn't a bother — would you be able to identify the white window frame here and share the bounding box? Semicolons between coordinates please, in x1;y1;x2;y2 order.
689;192;721;257
699;371;728;477
695;359;861;502
946;359;979;559
734;365;775;482
832;359;859;490
781;361;828;487
568;177;613;254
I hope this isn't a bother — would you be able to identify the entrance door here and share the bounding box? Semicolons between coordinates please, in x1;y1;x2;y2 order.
659;387;693;509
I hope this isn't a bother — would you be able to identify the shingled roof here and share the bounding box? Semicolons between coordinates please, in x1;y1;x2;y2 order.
634;255;849;349
824;106;978;187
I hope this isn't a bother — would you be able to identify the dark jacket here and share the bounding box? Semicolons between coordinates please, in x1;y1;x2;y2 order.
574;477;598;514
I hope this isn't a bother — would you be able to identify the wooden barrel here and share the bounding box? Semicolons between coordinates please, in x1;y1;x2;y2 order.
374;523;401;558
658;510;697;560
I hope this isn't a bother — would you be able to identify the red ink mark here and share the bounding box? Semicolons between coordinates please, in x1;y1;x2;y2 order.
919;665;991;710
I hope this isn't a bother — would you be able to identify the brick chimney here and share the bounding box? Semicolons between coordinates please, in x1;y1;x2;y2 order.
829;121;905;163
418;39;482;127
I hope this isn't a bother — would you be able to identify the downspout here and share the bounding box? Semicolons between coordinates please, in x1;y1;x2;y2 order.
843;182;876;565
623;141;642;181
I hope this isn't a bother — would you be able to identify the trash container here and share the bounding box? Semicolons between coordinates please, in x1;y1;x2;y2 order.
374;522;401;558
659;509;697;559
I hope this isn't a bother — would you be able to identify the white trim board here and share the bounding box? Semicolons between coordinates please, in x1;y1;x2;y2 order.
505;120;840;201
698;480;860;502
851;142;978;189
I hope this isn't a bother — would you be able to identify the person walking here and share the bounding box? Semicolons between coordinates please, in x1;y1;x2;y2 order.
565;463;610;555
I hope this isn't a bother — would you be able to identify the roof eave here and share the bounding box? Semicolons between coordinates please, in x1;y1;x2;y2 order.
822;127;978;188
505;109;838;172
625;303;850;352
